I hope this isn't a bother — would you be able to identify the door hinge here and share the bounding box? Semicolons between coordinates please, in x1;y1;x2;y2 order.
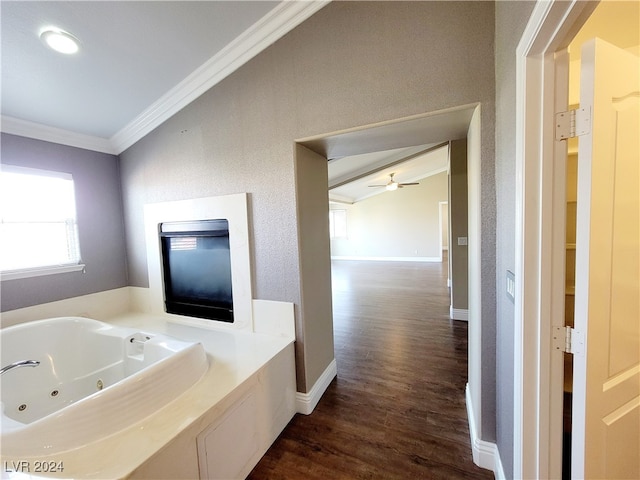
555;107;591;140
552;326;584;355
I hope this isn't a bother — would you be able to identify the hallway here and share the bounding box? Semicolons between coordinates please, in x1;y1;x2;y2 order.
249;260;491;479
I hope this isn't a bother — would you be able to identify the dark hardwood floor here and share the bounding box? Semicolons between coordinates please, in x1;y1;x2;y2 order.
248;259;493;479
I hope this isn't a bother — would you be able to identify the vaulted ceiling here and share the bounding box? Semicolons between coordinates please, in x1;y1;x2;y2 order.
328;143;449;204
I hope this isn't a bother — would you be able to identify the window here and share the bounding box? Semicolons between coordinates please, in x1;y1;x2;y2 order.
329;209;347;238
0;165;83;280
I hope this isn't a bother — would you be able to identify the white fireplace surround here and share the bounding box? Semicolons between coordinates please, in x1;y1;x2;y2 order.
143;193;254;332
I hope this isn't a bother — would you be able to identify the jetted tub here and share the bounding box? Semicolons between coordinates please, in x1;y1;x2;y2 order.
0;317;208;456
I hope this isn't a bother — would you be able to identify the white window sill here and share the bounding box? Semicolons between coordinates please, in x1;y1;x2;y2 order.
1;264;85;281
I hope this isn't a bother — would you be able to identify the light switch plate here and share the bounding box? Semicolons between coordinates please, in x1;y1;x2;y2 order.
506;270;515;303
457;236;468;246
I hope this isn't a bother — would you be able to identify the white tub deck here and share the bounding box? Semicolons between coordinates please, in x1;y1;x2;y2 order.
1;317;208;456
0;313;296;480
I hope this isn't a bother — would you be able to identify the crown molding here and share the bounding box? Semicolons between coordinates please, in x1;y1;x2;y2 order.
328;193;355;205
1;116;116;155
111;0;330;154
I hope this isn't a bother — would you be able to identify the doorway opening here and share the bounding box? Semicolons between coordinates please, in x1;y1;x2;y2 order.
439;200;449;264
560;4;639;478
295;102;487;463
515;1;639;478
327;142;449;263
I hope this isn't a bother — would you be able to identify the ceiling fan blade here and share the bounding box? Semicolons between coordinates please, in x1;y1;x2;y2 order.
368;185;386;187
398;182;419;186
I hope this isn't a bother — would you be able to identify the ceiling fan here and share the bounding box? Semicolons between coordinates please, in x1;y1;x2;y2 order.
368;173;419;191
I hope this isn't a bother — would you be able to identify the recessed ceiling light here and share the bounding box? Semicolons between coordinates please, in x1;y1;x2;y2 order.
40;28;80;55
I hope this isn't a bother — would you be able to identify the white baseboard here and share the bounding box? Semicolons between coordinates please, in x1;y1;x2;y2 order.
296;359;337;415
331;256;441;262
450;307;469;321
466;383;501;475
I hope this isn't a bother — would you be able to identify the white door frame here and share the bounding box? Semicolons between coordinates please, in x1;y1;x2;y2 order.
514;1;599;479
438;200;449;261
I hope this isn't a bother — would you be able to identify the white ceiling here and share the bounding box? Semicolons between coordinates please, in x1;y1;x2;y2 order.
308;104;475;203
0;1;327;154
328;143;449;204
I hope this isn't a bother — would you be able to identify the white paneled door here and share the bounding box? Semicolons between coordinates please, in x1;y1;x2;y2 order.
572;38;640;479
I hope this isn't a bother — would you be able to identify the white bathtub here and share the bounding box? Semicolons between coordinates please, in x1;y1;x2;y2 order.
0;316;208;456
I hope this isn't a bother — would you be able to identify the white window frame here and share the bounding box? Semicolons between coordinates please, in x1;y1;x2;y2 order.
329;208;347;239
0;165;85;281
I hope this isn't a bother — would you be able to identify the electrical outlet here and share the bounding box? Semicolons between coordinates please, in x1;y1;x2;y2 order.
457;236;468;246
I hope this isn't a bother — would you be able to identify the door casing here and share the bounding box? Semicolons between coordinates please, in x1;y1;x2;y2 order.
514;0;600;478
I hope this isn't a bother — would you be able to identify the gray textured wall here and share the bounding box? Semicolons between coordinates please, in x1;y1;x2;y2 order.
0;133;128;311
119;0;496;413
494;1;537;477
295;144;335;391
449;139;469;310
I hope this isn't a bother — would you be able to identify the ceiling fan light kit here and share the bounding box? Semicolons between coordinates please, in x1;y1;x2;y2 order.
369;173;419;191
